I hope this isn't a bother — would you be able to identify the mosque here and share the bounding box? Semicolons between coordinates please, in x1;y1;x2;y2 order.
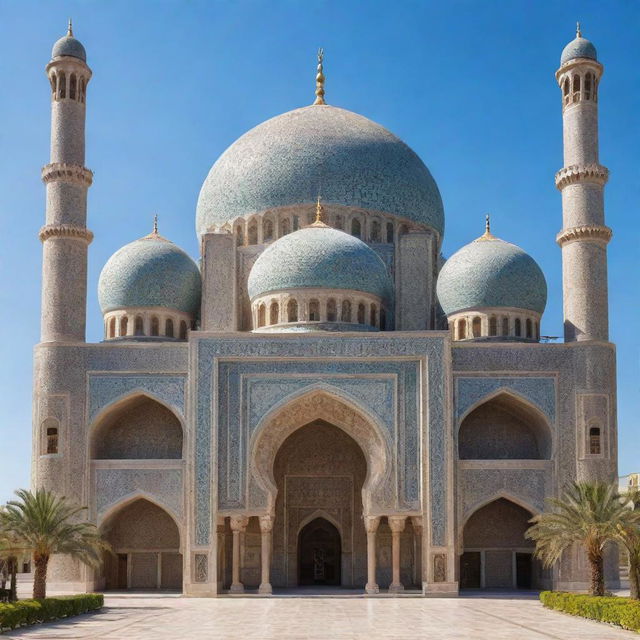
33;23;617;595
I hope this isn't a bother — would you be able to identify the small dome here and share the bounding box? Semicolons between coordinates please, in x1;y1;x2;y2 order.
247;223;393;302
560;36;597;65
98;232;201;315
436;229;547;316
196;105;444;237
52;34;86;62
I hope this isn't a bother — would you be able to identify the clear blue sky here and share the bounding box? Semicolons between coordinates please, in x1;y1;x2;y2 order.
0;0;638;505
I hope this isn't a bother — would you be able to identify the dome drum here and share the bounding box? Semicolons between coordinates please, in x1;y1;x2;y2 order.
251;289;387;333
103;307;193;341
448;308;541;343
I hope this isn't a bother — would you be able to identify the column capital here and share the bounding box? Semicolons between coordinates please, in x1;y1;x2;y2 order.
364;515;381;533
259;514;274;533
388;515;407;533
230;515;249;532
410;516;423;533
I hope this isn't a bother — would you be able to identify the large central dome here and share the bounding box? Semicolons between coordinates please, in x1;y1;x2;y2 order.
196;105;444;237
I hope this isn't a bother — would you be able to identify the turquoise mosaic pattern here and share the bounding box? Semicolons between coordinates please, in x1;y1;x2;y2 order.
455;376;556;424
436;235;547;315
88;374;186;423
196;105;444;236
193;335;448;547
561;36;597;65
98;235;202;314
52;34;86;61
247;226;394;302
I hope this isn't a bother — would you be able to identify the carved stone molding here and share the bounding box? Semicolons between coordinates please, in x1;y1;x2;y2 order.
258;514;274;533
41;162;93;187
194;553;208;583
230;515;249;531
388;515;407;533
556;224;612;247
39;224;93;244
555;163;608;190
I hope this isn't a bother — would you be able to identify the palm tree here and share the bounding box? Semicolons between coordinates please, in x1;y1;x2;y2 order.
0;527;26;602
615;489;640;600
526;481;640;596
0;488;109;599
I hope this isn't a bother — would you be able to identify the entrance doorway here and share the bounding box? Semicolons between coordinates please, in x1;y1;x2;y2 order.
298;518;341;586
460;551;481;589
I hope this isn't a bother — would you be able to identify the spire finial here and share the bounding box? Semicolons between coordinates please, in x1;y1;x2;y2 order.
313;48;326;106
153;214;158;235
67;18;73;37
315;196;324;223
576;21;582;38
477;213;495;241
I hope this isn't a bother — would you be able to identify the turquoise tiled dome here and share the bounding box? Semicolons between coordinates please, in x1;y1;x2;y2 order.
560;36;597;65
247;223;394;302
196;105;444;237
98;232;202;315
436;232;547;315
52;34;86;61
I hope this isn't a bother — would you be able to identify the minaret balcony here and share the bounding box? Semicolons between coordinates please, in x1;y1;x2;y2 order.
555;163;608;190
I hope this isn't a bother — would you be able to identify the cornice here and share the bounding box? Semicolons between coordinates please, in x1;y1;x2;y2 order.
39;224;93;244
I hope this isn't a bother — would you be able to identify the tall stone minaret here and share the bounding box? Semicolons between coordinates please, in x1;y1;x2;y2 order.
40;21;93;343
555;24;611;342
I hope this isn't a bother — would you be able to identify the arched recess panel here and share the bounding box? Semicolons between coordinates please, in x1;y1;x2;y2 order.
458;393;551;460
92;396;183;459
101;499;181;591
460;498;538;590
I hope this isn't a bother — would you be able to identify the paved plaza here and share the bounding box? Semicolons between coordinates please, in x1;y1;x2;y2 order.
4;593;638;639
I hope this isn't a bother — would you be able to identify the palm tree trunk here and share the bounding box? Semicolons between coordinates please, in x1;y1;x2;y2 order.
588;551;605;596
9;557;17;602
629;553;640;600
33;553;49;600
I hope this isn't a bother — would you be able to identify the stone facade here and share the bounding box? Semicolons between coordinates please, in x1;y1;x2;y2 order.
31;27;618;596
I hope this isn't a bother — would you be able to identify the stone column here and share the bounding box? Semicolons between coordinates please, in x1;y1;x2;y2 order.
389;516;406;592
411;516;423;588
230;515;248;593
258;515;273;595
364;516;381;594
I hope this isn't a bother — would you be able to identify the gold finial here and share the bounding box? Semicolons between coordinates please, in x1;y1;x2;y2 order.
312;196;327;225
477;214;496;241
153;214;158;235
576;21;582;38
313;48;326;106
67;18;73;37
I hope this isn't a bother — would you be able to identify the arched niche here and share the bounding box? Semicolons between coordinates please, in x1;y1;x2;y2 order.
91;394;183;460
460;497;537;590
100;497;182;591
458;392;552;460
249;389;391;515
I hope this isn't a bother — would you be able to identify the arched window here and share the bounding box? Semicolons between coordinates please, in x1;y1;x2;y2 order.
287;299;298;322
589;426;601;455
269;301;279;325
263;219;274;242
309;300;320;321
357;303;365;324
370;304;378;327
351;218;361;238
584;73;592;100
179;320;188;340
293;215;299;231
526;318;533;338
70;74;77;100
341;299;352;322
371;221;381;242
572;74;581;101
109;317;116;338
327;298;337;322
151;317;160;337
134;315;144;336
386;222;394;243
489;316;497;336
502;317;509;336
44;419;59;455
120;316;128;337
515;318;522;337
380;307;386;331
58;72;66;99
334;215;343;230
535;321;540;341
457;318;467;340
258;304;266;328
166;318;174;337
50;73;57;96
280;219;290;236
472;316;481;338
235;225;243;246
247;220;258;245
80;77;86;103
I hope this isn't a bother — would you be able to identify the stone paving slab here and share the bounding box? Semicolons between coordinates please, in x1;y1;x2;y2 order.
4;595;638;639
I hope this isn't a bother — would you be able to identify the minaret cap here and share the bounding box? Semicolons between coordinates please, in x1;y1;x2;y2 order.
313;48;326;106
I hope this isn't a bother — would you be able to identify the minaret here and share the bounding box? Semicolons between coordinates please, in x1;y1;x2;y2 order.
40;20;93;342
555;24;611;342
